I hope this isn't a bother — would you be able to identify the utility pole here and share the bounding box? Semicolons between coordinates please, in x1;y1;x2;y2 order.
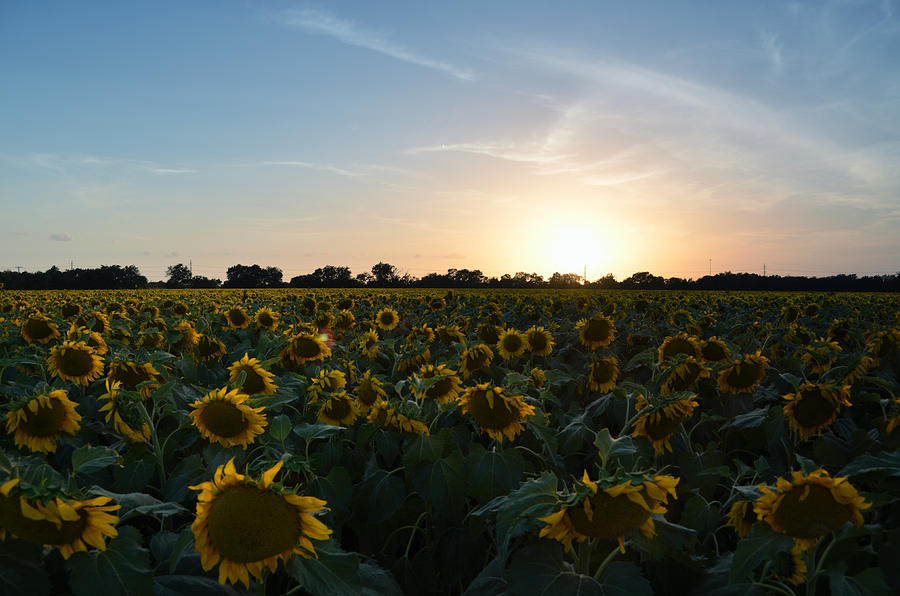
584;264;587;286
190;259;193;276
763;264;766;277
70;260;73;271
708;259;712;276
15;265;21;273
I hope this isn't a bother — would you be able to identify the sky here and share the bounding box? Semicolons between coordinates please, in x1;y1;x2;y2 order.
1;0;899;283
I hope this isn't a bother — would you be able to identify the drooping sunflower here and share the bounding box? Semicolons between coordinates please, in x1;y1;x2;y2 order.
20;314;61;344
224;306;251;329
76;311;110;335
414;364;462;404
282;332;331;365
775;545;808;586
404;324;434;346
172;320;199;352
496;329;527;360
539;470;679;554
477;323;502;345
254;307;279;331
725;499;757;538
46;340;105;386
660;356;710;395
576;315;616;349
189;387;267;448
317;391;359;426
196;334;228;363
657;333;701;362
458;383;535;443
754;469;871;550
397;347;431;373
782;382;852;441
367;400;429;435
5;390;81;453
866;329;900;359
98;380;150;443
353;370;387;413
357;329;380;359
436;324;466;345
631;393;699;455
228;354;278;396
375;308;400;331
107;361;161;398
332;309;355;331
60;302;82;318
798;338;841;375
524;326;555;356
458;343;494;379
307;369;347;402
190;458;332;588
529;367;547;389
700;337;730;363
717;352;769;394
67;325;109;355
585;357;619;393
0;479;120;559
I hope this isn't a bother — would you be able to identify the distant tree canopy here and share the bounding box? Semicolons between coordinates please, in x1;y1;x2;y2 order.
3;262;898;291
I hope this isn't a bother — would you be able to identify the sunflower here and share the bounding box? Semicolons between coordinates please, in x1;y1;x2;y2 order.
436;324;466;345
98;380;150;443
282;333;331;365
0;479;120;559
657;333;701;362
754;469;870;550
46;340;105;386
725;499;757;538
414;364;462;404
866;329;900;359
108;361;161;398
189;387;267;448
798;338;841;375
397;347;431;373
196;334;228;363
529;367;547;389
60;302;82;318
332;309;355;331
354;370;388;413
67;325;109;355
358;330;380;359
172;302;189;316
459;343;494;379
254;307;279;331
20;314;60;344
228;354;278;396
539;471;678;554
458;383;535;443
76;311;110;335
576;315;616;349
700;337;729;363
782;382;851;441
172;320;199;352
477;323;502;345
224;306;251;329
496;329;527;360
659;356;710;395
307;370;347;402
775;545;808;586
138;331;165;349
843;355;877;385
631;393;698;455
317;391;359;426
717;352;769;394
375;308;400;331
404;324;434;346
367;400;429;435
525;326;555;356
5;390;81;453
190;458;332;588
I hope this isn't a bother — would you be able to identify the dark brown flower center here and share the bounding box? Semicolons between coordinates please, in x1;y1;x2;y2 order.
773;484;853;539
18;399;66;437
568;492;650;539
467;389;517;429
206;485;301;563
793;388;837;428
56;347;94;377
201;401;249;438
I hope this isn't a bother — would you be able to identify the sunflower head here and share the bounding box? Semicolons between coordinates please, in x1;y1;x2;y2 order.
375;308;400;331
754;469;871;550
366;400;430;435
631;393;698;455
224;306;251;329
659;356;710;395
529;367;547;389
436;324;466;345
525;326;555;356
354;371;388;412
539;470;678;553
307;369;347;401
47;340;105;386
5;390;81;453
172;320;199;352
717;352;769;394
0;479;120;559
189;387;268;448
700;337;730;363
253;307;278;331
725;499;758;538
60;302;82;318
107;360;161;398
496;329;527;360
317;391;359;426
357;329;380;359
459;344;494;379
458;383;535;443
397;347;431;373
576;315;616;349
586;357;619;393
228;354;278;396
190;458;332;587
413;364;462;404
98;380;151;442
20;314;61;344
658;333;701;362
196;334;228;363
282;333;331;365
783;382;852;441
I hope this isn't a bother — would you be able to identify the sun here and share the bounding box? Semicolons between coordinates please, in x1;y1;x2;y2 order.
547;225;601;276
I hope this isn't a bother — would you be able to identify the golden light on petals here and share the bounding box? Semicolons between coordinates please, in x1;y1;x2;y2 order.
189;387;267;448
5;390;81;453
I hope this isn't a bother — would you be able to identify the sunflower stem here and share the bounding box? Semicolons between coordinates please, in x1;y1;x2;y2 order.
591;543;622;581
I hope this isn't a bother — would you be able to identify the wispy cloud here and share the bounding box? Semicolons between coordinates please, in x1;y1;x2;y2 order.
49;233;72;242
760;31;784;73
279;7;475;81
3;153;196;175
225;160;365;177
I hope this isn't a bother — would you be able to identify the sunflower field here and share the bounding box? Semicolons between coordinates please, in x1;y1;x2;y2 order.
1;288;899;595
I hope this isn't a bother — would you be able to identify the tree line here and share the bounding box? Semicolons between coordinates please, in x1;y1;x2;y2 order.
2;262;899;292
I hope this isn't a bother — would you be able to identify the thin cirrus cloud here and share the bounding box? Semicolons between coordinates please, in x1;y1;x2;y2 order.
49;233;72;242
279;7;476;81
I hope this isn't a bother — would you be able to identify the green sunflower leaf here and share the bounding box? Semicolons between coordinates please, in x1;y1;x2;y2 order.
0;540;51;596
66;526;153;596
72;445;120;474
729;524;793;583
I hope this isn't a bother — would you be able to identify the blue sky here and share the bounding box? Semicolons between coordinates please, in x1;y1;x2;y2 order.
1;0;898;282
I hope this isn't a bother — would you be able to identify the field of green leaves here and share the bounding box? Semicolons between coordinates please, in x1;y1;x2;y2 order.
1;288;898;595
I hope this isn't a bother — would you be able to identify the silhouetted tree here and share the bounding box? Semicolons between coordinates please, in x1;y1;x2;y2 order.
224;264;284;288
370;262;400;287
166;264;192;288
